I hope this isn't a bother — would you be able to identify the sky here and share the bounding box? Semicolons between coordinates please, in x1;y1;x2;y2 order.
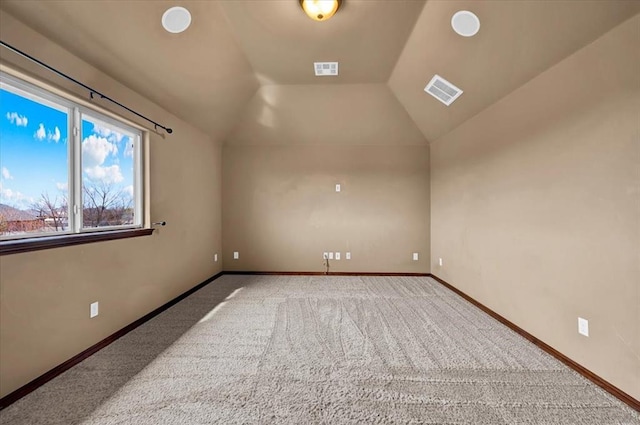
0;86;135;211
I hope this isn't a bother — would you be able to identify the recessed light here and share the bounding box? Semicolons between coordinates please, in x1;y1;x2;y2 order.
162;6;192;34
451;11;480;37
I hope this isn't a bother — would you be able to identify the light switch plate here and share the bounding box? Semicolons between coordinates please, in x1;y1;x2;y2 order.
90;302;99;318
578;317;589;337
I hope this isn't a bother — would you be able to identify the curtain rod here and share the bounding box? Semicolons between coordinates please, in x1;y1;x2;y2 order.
0;40;173;135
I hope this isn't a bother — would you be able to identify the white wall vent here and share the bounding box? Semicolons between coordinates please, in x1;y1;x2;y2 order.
314;62;338;76
424;74;463;106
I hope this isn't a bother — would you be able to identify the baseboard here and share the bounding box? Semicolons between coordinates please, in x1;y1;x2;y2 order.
224;271;430;276
0;271;224;410
428;273;640;412
3;271;637;413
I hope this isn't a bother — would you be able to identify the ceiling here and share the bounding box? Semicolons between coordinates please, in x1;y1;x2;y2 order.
0;0;638;144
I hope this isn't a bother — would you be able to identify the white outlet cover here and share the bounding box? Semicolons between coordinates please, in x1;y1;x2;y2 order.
90;302;99;318
233;251;239;259
578;317;589;337
335;252;341;260
439;258;443;266
323;252;328;259
214;254;218;262
413;253;419;261
335;184;341;192
329;252;334;260
346;252;351;260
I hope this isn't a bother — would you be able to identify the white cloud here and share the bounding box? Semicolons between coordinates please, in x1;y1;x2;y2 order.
124;185;134;198
6;112;28;127
81;135;123;184
56;182;68;191
82;135;118;167
34;124;62;142
48;126;61;143
84;165;124;184
1;167;13;180
34;123;46;141
93;124;125;144
0;182;33;209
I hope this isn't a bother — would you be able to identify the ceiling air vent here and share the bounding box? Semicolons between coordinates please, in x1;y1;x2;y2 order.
314;62;339;76
424;74;463;106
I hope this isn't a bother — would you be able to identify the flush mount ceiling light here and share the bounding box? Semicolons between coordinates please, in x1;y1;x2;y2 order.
451;10;480;37
300;0;342;22
162;6;192;34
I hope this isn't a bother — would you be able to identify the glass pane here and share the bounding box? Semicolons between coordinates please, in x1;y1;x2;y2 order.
81;115;137;228
0;86;69;238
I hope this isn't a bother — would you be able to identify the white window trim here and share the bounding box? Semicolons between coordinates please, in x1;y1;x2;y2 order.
0;70;148;241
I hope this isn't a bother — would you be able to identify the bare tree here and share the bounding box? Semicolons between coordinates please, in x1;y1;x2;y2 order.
83;182;131;227
31;192;68;231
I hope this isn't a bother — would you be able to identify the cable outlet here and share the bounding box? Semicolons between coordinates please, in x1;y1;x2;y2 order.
578;317;589;337
233;251;239;260
90;302;99;318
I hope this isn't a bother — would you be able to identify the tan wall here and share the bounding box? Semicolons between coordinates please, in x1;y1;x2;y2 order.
0;12;222;397
223;145;430;273
430;16;640;399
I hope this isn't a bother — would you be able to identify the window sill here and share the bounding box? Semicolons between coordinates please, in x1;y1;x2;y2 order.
0;228;154;256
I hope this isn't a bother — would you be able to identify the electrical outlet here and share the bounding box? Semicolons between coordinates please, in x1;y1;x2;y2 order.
335;252;341;260
90;302;99;318
438;258;443;267
346;252;351;260
323;252;329;259
335;184;341;192
233;251;239;260
578;317;589;337
214;253;218;262
329;252;334;260
412;252;419;261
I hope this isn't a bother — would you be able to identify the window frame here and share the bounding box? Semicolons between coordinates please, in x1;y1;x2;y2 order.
0;70;150;254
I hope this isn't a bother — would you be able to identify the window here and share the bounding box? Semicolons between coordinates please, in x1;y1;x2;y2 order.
0;72;144;242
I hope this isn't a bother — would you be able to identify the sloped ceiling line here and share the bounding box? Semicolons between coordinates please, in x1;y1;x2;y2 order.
0;0;638;145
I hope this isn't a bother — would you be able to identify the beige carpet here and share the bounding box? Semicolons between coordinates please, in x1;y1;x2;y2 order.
1;275;638;424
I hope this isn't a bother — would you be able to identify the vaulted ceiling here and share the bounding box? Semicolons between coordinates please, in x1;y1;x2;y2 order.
1;0;638;145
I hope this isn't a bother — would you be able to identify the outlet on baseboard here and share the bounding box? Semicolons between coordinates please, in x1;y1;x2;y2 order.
90;302;99;318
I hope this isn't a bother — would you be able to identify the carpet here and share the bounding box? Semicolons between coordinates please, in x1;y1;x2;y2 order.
1;275;638;424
